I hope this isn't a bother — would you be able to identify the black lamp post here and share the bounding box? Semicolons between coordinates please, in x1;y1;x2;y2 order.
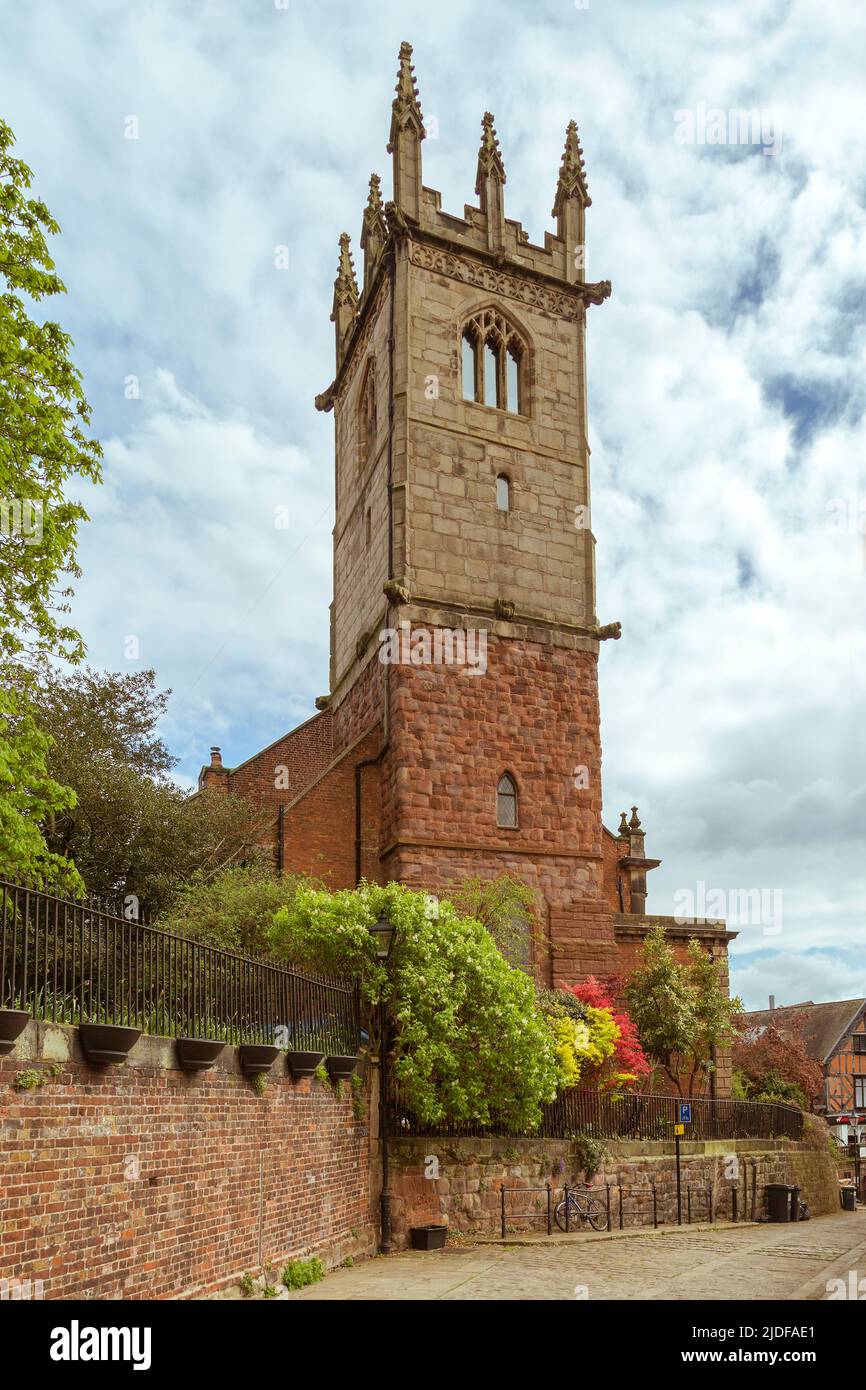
369;911;396;1254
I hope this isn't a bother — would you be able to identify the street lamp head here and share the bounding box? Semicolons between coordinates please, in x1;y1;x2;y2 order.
369;910;395;961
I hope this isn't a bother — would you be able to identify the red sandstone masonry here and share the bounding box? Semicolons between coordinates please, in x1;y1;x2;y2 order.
0;1026;374;1300
382;637;603;862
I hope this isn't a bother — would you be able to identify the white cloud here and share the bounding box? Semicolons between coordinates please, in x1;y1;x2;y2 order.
3;0;864;1003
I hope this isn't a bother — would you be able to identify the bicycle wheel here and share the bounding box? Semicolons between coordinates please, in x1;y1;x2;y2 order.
585;1197;608;1232
554;1200;572;1233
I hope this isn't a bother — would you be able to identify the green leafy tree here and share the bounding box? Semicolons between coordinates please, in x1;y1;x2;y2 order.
155;863;304;952
0;684;78;886
0;118;102;664
447;872;544;970
622;923;741;1097
29;664;274;914
268;881;563;1131
0;117;102;888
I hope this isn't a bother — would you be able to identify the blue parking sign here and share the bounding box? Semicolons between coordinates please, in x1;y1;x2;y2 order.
678;1103;692;1124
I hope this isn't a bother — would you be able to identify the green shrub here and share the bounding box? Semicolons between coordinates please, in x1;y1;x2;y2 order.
156;864;307;953
281;1257;325;1290
268;882;561;1132
14;1068;41;1091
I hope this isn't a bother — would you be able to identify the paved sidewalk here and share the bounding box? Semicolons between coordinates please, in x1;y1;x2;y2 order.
290;1210;866;1301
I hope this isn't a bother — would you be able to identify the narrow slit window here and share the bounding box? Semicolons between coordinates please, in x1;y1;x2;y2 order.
496;474;510;512
462;333;477;402
365;507;372;546
497;773;518;828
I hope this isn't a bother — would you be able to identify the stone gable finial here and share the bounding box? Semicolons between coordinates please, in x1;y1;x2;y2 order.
363;172;385;226
475;112;506;195
330;233;359;365
618;811;629;837
388;40;425;154
360;174;388;292
553;119;591;217
629;805;642;831
331;232;359;311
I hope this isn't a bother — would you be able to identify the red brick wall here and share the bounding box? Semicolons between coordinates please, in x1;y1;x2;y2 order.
602;827;625;911
229;712;335;803
550;900;620;986
281;726;383;888
0;1028;374;1300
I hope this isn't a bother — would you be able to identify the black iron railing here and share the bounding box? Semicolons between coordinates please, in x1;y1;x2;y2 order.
389;1084;804;1141
0;879;360;1052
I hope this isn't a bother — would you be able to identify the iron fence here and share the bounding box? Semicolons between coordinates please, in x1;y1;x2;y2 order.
389;1083;804;1141
497;1180;728;1236
0;879;360;1052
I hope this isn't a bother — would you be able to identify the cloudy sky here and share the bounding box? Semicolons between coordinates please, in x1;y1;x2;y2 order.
4;0;864;1008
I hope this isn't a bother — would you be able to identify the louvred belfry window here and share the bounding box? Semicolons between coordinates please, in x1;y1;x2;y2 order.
461;309;526;414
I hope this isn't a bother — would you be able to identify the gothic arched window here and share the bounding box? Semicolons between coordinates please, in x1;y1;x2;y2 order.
497;772;518;828
358;360;376;465
460;309;527;414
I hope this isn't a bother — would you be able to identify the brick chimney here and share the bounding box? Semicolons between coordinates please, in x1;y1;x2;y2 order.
198;745;229;794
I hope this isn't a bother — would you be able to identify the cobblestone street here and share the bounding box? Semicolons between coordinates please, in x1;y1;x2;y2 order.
292;1210;866;1301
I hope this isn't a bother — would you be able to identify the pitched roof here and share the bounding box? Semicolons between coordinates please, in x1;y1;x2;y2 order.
740;998;866;1064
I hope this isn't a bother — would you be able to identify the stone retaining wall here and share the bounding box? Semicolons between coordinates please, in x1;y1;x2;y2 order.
388;1117;838;1246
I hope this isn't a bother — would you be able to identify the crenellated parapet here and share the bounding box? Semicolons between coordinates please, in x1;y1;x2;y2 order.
318;40;610;388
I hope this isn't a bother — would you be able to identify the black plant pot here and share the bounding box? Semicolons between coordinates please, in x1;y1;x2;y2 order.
326;1054;359;1082
79;1024;141;1066
287;1050;325;1079
409;1225;448;1251
176;1038;226;1072
238;1043;281;1075
0;1009;29;1057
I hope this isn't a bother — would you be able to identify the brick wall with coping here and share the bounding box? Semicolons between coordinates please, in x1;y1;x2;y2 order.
0;1023;374;1300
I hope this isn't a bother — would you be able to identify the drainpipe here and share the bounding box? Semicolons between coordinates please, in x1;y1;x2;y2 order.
386;246;396;580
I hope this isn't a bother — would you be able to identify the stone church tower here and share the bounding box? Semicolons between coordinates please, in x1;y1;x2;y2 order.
201;43;734;1064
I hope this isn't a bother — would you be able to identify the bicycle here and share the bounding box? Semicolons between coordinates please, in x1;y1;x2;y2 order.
554;1186;609;1233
